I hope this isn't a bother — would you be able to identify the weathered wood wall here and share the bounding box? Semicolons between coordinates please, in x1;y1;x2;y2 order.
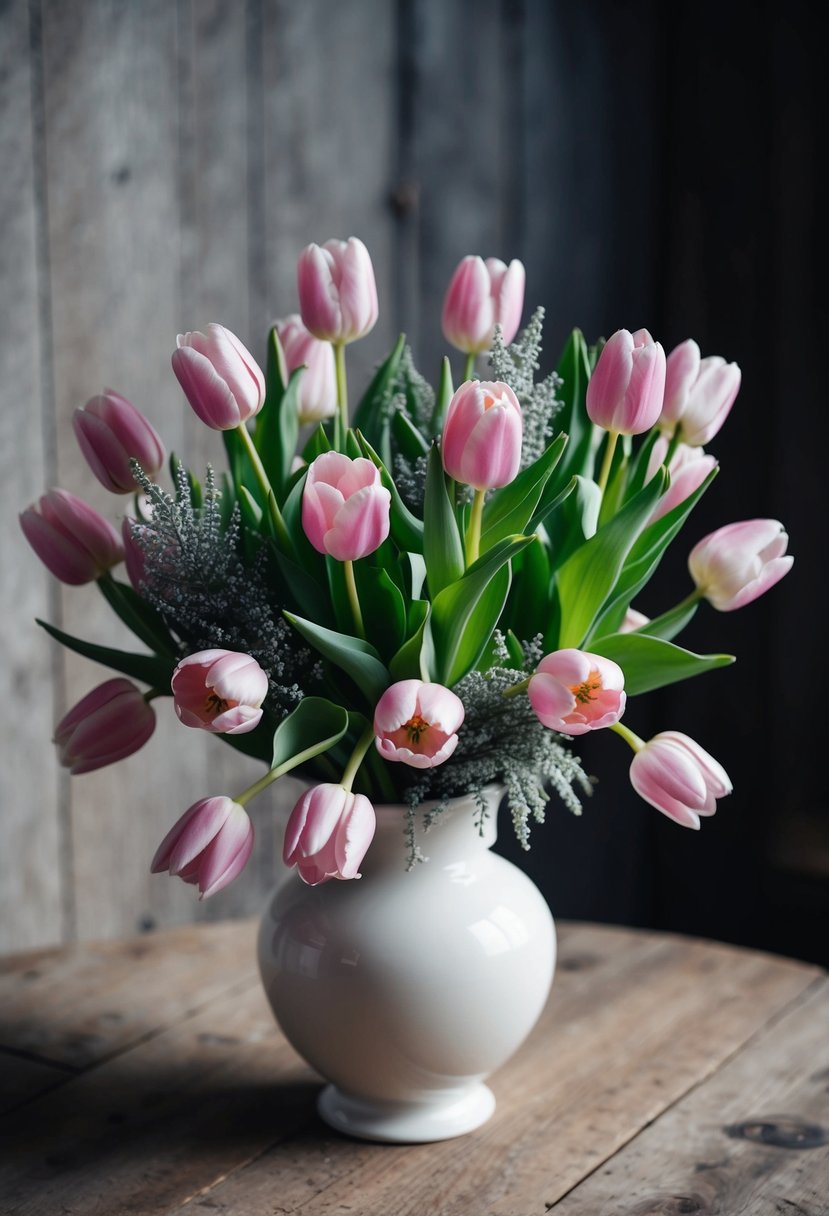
2;0;824;959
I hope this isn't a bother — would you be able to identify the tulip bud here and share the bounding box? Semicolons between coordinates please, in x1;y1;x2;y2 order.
374;679;465;769
661;342;740;446
73;389;165;493
629;730;731;829
151;795;254;899
528;648;626;735
172;323;265;430
54;678;156;774
586;328;666;435
688;519;793;611
441;255;526;354
20;488;124;585
171;649;269;735
283;783;376;885
301;452;391;561
441;380;523;490
297;237;378;344
646;436;718;523
274;314;337;424
619;607;650;633
661;339;701;427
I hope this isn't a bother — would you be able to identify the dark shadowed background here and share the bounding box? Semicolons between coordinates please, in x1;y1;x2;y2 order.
2;0;826;963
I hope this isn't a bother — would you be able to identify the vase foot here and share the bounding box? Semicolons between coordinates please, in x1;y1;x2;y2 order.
316;1082;496;1144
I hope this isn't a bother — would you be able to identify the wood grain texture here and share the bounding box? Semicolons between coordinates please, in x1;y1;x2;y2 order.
0;921;821;1216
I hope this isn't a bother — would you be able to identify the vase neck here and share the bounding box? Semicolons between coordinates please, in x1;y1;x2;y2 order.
360;785;503;875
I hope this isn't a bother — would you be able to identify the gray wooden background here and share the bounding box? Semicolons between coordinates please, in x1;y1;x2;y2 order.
2;0;823;960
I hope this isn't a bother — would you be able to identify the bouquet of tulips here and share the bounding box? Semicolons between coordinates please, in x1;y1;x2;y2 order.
20;237;793;897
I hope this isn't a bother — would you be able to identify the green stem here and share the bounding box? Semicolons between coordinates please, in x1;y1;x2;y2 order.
663;428;681;467
596;430;620;495
344;559;365;639
502;675;530;699
236;422;273;506
341;726;375;793
610;721;646;752
462;351;476;382
334;342;348;442
465;487;486;566
143;688;165;703
235;765;281;809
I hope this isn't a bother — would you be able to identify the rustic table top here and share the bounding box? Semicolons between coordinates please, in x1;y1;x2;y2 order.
0;919;826;1215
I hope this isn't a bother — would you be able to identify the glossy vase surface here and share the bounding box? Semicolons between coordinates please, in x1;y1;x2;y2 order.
257;785;555;1143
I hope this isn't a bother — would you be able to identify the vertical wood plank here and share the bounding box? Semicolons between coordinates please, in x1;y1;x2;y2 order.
0;0;64;952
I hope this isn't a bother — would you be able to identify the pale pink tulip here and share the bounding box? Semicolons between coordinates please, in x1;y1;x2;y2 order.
301;451;391;561
20;488;124;584
283;783;376;885
647;436;718;522
151;795;254;898
374;679;464;769
54;678;155;774
620;607;650;633
630;730;731;829
441;255;526;353
297;237;378;344
73;389;165;493
171;649;269;734
689;519;793;611
661;342;740;446
586;329;666;435
441;380;523;490
528;648;626;735
275;314;337;424
172;323;265;430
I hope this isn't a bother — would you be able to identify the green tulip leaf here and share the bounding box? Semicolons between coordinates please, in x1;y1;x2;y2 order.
354;430;425;554
481;434;567;551
271;696;349;774
37;619;175;689
424;443;465;596
283;611;390;704
589;632;735;696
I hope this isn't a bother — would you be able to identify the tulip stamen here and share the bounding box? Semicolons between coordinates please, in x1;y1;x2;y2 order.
571;675;602;705
205;692;232;717
405;714;430;744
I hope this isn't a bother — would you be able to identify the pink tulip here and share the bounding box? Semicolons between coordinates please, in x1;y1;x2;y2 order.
586;329;667;435
688;519;793;611
171;649;269;735
441;380;523;490
646;436;718;523
151;795;254;899
619;607;650;633
630;731;731;829
441;255;526;353
297;237;378;344
661;342;740;446
374;679;464;769
528;648;626;735
54;678;155;775
20;488;124;585
301;451;391;561
172;323;265;430
274;314;337;424
73;389;165;493
283;783;376;885
121;517;147;591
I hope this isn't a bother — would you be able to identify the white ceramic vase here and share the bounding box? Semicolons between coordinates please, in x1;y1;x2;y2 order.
257;784;556;1143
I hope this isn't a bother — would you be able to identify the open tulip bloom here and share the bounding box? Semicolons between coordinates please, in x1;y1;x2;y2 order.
20;236;793;894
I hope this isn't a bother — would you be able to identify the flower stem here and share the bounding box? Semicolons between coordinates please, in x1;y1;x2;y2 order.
502;675;530;698
344;559;365;639
236;422;273;506
465;487;486;566
596;430;620;495
341;726;375;793
334;341;348;443
235;765;281;808
610;720;646;752
143;688;165;703
462;351;476;382
663;428;681;467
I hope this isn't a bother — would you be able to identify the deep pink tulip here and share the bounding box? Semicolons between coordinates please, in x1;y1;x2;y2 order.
441;380;523;490
688;519;793;611
297;237;378;345
171;649;269;735
528;648;626;736
172;323;265;430
619;607;650;633
586;329;667;435
54;678;155;775
630;731;731;829
661;342;740;446
73;389;165;493
275;314;337;424
301;451;391;561
283;783;376;885
374;679;465;769
441;255;526;354
647;436;717;523
20;488;124;585
121;517;147;591
151;795;254;899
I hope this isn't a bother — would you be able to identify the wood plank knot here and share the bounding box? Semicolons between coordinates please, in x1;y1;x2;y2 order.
723;1116;828;1150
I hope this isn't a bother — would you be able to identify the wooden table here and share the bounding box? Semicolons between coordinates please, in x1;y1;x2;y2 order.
1;920;827;1215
